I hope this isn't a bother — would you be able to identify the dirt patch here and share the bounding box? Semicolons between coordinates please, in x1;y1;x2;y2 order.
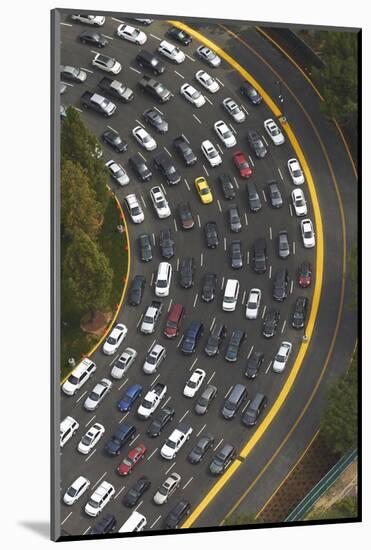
80;311;113;336
308;460;358;515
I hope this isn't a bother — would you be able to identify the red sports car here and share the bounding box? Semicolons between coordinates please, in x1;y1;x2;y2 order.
117;443;147;476
233;150;252;178
298;262;312;288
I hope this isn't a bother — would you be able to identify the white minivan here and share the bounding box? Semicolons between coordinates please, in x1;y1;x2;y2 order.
155;262;172;297
119;511;147;532
222;279;240;311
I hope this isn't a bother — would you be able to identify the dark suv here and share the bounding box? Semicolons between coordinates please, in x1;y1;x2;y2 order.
225;329;245;362
173;136;197;166
228;204;242;232
181;321;204;354
163;499;191;529
253;238;267;273
246;181;262;212
268;180;283;208
105;423;136;455
138;233;152;262
136;50;165;75
129;153;152;181
219;173;236;200
273;268;289;301
179;257;195;288
159;228;175;259
204;321;226;356
209;443;235;475
88;514;117;535
247;129;267;158
245;351;264;379
262;308;280;338
154;152;181;185
230;240;243;269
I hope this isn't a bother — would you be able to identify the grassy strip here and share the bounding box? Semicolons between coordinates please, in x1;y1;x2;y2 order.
60;197;128;381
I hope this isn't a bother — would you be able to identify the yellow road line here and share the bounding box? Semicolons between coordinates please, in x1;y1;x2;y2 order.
255;26;325;102
253;26;358;181
167;21;324;530
60;190;131;385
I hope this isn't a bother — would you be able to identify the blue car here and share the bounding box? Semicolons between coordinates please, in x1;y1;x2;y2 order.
181;321;204;354
117;384;143;412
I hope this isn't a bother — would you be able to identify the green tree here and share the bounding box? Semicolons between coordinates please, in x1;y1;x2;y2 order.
308;496;358;520
61;160;103;239
61;106;110;209
62;228;113;318
320;357;358;454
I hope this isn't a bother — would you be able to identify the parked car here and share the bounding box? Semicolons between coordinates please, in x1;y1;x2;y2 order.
301;218;316;248
188;433;215;464
167;26;192;45
292;296;309;329
143;108;168;134
179;257;195;289
246;181;262;211
84;379;112;411
180;83;206;108
117;444;147;476
136;50;165;75
132;125;157;151
173;136;197;166
183;368;206;398
77;423;105;454
128;275;145;306
264;118;285;145
219;173;236;200
181;320;204;354
201;140;222;167
245;351;264;379
106;159;130;186
129;153;152;181
272;341;293;373
201;272;217;303
223;97;246;123
111;348;137;379
142;343;166;374
245;288;261;319
273;268;289;301
60;65;87;83
138;233;152;262
298;261;312;288
225;329;245;362
117;24;147;44
123;476;151;508
268;180;283;208
85;481;115;517
117;384;143;412
158;40;185;63
159;228;175;259
209;444;235;474
247;129;267;158
228;204;242;232
150;186;171;219
79;30;108;48
88;514;117;535
194;384;217;415
103;324;127;355
196;45;221;67
278;230;290;259
153;473;181;505
164;303;185;338
64;476;90;506
214;120;237;148
253;238;267;273
204;221;219;248
292;188;308;216
98;76;134;103
163;499;191;529
230;240;243;269
154;152;181;185
242;393;267;426
92;53;121;74
104;423;136;455
288;158;305;185
178;201;195;229
240;81;262;104
262;309;280;338
147;406;175;437
204;321;227;356
102;129;128;152
195;70;220;93
71;14;105;25
233;149;252;178
125;193;145;223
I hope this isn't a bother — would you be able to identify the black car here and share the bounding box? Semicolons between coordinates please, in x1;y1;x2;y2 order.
146;406;175;437
105;423;137;455
143;108;168;134
88;514;117;535
273;268;289;301
129;153;152;181
163;499;191;529
230;240;243;269
153;153;181;185
173;136;197;166
225;329;246;362
123;476;151;507
240;81;262;104
102;129;128;153
205;321;226;357
246;181;262;212
292;296;309;329
228;204;242;232
204;221;219;249
219;173;236;200
262;308;280;338
179;257;195;288
247;129;267;158
159;228;175;259
167;26;192;45
79;30;108;48
209;444;235;475
188;434;214;464
253;238;267;273
242;393;267;427
201;272;217;303
245;351;264;379
178;201;195;229
128;275;146;306
136;50;165;75
138;233;152;262
268;180;283;208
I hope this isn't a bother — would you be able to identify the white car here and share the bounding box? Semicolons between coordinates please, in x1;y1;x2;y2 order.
62;358;96;396
183;368;206;398
222;97;246;123
196;45;221;67
92;53;121;74
84;379;112;411
154;262;172;297
214;120;237;148
195;70;220;93
153;473;181;505
158;40;185;63
137;384;167;419
77;423;105;454
180;83;206;108
103;323;127;355
143;343;166;374
292;188;307;216
160;423;193;459
117;24;147;44
288;158;305;185
63;476;90;506
245;288;261;319
132;126;157;151
105;160;130;186
272;341;293;373
125;193;145;224
111;348;137;379
85;481;115;517
71;14;105;26
150;186;171;219
264;118;285;145
301;218;315;248
60;416;79;448
201;139;222;167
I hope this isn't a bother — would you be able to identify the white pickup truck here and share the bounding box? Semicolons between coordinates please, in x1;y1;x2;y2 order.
160;422;193;460
137;383;167;419
140;300;163;334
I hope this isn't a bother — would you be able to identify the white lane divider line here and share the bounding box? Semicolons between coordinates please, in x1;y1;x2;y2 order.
167;298;173;312
111;17;125;23
214;438;224;451
262;135;269;146
147;447;158;461
230;123;237;135
61;512;72;525
174;70;184;78
245;213;248;226
150;374;160;387
165;462;176;474
278;168;284;181
247;345;254;359
164;146;172;157
134;500;143;512
217;199;222;213
83;526;91;535
269;265;272;279
185;54;196;62
293;241;296;255
196;424;207;437
102;34;114;40
247;251;250;265
129;66;141;74
85;415;96;428
119;411;130;424
182;133;190;143
182;477;194;490
197;214;201;228
174;218;178;232
150;515;162;529
92;472;107;490
262;190;267;202
76;390;87;404
184;178;190;191
118;377;129;391
162;396;171;409
241;105;249;116
179;410;189;422
216;77;224;87
242;290;246;305
190;357;198;371
129;433;141;446
224;385;233;399
290;280;294;294
224;237;227;251
153;106;164;115
289;204;293;217
241;399;251;414
193;293;199;307
200;253;203;267
150;33;162;41
207;370;216;384
216;143;224;155
269;226;273;240
265;360;273;374
248;155;255;167
177;335;184;348
114;484;126;500
281;320;287;334
203;164;209;177
193;113;202;124
205;95;213;106
262;305;267;319
138;151;147;162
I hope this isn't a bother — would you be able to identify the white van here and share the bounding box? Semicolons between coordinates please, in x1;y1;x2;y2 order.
119;511;147;532
62;358;96;396
60;416;79;448
222;279;240;311
155;262;172;297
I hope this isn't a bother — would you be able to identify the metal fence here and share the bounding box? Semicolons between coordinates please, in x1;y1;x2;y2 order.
285;448;357;522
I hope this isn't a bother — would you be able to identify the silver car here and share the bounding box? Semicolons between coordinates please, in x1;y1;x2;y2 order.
84;378;112;411
194;384;217;415
153;473;181;505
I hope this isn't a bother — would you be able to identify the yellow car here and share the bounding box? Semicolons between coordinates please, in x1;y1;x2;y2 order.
195;176;213;204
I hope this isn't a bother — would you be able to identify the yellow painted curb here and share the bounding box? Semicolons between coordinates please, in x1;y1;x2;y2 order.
60;189;131;385
166;21;324;529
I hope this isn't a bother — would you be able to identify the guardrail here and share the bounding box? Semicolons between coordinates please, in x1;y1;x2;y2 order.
285;448;357;522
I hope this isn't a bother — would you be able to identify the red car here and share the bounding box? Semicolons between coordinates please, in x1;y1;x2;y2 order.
233;150;252;178
298;262;312;288
163;303;185;338
117;443;147;476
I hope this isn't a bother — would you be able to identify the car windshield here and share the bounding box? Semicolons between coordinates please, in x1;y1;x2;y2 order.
158;485;169;496
143;315;153;324
147;355;156;364
239;161;249;168
277;354;285;362
155;83;165;93
67;486;78;497
89;391;99;402
192;90;201;99
88;499;100;509
271;127;279;136
224;296;235;303
107;336;117;345
167;320;178;328
122;458;133;466
81;434;92;445
105;58;114;68
200;188;209;195
188;381;197;389
151;420;161;430
67;375;78;385
198;397;208;406
142;400;152;409
209;150;217;158
166;440;177;449
132;206;141;216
